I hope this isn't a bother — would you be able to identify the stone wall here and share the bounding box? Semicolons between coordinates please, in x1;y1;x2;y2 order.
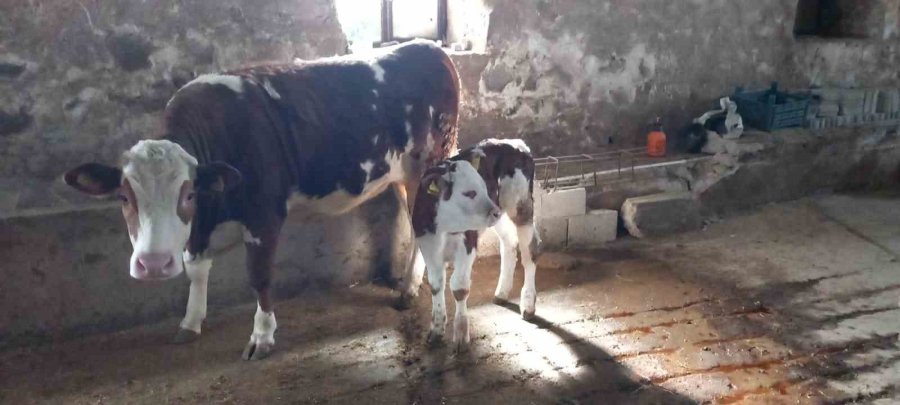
4;0;900;208
457;0;900;157
0;0;347;213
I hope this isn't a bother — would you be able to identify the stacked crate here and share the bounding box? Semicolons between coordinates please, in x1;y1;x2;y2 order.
809;88;900;129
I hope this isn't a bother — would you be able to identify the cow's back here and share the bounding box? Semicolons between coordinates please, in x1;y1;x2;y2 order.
162;40;460;224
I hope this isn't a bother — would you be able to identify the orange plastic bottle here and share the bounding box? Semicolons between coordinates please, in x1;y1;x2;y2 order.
647;117;667;157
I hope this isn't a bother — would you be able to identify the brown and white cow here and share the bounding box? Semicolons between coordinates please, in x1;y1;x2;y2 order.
63;40;459;360
411;139;540;350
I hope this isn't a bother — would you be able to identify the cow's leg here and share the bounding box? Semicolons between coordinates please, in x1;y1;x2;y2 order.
395;181;425;310
241;220;282;360
173;251;211;343
450;233;476;352
517;222;540;321
492;215;519;303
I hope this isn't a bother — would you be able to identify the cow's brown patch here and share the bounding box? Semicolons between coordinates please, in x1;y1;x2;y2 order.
120;179;139;239
513;197;534;226
452;288;469;301
463;230;478;254
412;164;451;237
430;283;440;296
529;229;543;259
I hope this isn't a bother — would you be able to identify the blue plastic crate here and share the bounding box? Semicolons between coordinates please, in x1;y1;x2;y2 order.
733;82;811;132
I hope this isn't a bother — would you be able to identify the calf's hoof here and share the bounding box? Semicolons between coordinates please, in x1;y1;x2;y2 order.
521;309;536;322
492;296;510;306
426;330;445;348
454;340;470;355
172;328;200;344
521;290;537;321
242;341;274;361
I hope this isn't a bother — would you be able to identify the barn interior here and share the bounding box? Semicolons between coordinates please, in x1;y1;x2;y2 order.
2;0;900;403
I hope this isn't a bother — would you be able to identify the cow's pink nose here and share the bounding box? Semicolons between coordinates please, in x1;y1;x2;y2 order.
137;253;175;278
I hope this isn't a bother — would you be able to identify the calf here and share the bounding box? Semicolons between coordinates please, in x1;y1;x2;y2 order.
412;139;540;349
63;40;459;360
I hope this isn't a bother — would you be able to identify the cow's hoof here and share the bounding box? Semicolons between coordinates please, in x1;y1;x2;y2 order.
172;328;200;344
242;341;274;361
521;309;536;322
426;330;444;348
492;296;509;306
395;293;415;311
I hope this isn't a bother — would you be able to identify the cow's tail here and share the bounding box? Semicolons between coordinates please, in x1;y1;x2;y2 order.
433;48;460;162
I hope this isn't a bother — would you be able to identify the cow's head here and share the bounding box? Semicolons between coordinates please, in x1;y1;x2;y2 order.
420;160;502;234
64;140;240;280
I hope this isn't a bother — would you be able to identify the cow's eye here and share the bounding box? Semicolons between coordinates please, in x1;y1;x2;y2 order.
463;190;477;199
186;192;195;202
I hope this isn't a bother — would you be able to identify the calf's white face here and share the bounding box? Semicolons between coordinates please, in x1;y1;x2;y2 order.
64;140;240;281
434;161;502;233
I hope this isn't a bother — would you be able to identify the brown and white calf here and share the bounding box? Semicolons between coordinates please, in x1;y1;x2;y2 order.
63;40;459;360
411;139;540;349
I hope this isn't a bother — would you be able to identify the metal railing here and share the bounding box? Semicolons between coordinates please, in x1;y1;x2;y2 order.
534;148;707;191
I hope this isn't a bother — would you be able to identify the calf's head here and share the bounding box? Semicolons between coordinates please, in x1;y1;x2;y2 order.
64;140;240;280
419;160;502;234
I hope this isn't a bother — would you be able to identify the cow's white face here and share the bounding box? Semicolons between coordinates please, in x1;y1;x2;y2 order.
433;160;502;233
64;140;240;281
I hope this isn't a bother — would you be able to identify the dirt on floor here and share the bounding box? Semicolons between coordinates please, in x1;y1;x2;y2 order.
1;194;900;404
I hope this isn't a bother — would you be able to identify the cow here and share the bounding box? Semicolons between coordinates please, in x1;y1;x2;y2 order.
62;40;459;360
411;139;541;350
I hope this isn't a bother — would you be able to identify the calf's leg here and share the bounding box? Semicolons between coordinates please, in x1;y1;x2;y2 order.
241;219;283;360
418;236;447;346
492;215;519;303
517;222;540;320
450;232;477;352
173;252;212;343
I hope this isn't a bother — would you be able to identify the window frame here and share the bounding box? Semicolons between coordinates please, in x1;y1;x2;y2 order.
379;0;448;46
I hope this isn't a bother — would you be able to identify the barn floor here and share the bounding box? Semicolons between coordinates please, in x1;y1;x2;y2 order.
3;194;900;404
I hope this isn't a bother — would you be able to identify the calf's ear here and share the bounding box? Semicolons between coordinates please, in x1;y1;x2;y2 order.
196;162;242;193
64;163;122;196
421;170;452;200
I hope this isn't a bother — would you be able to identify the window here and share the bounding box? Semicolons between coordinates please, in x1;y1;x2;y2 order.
335;0;488;54
384;0;447;44
794;0;881;38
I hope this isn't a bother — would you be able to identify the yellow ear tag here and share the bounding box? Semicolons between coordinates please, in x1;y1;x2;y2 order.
471;155;481;170
427;181;440;195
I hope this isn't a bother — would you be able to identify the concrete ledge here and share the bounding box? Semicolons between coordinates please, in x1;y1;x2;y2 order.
538;216;568;249
568;209;617;247
539;188;586;218
622;192;701;238
0;191;408;349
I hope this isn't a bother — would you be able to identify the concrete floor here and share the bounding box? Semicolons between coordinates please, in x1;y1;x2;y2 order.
2;194;900;404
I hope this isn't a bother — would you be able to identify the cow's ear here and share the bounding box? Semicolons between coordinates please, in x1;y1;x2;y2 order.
196;162;242;193
64;163;122;196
